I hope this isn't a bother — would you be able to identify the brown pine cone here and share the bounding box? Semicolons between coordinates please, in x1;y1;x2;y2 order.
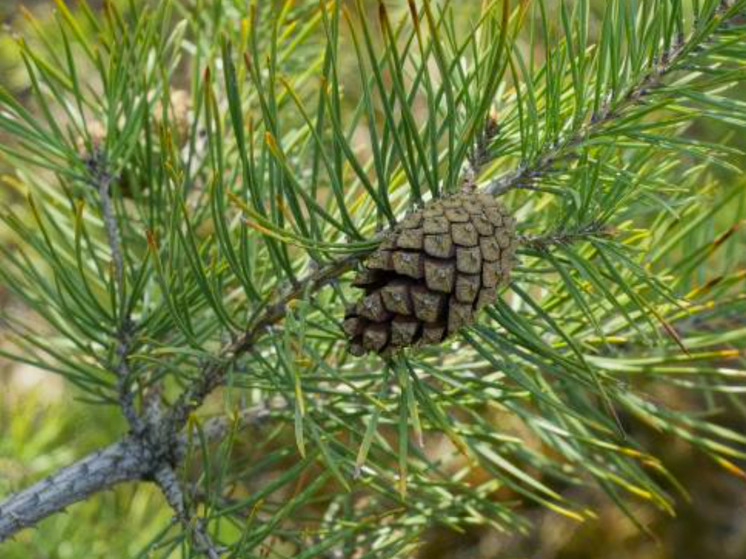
344;192;517;356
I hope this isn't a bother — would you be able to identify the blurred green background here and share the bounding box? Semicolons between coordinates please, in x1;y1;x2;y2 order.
1;1;746;558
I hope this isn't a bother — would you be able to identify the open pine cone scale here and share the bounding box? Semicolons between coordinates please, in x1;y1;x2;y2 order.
344;191;517;356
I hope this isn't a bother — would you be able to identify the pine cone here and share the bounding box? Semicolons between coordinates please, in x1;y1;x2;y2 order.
344;192;517;356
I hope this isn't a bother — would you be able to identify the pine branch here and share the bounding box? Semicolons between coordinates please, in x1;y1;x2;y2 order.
0;436;151;542
168;0;732;432
2;1;746;552
3;2;742;537
0;404;276;543
0;223;355;543
485;1;737;196
165;254;358;433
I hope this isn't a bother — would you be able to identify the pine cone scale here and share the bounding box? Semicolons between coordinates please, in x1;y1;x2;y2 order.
456;247;482;274
381;281;414;315
392;251;425;279
455;274;480;303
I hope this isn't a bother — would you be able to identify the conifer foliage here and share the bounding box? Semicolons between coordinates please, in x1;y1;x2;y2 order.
1;0;746;556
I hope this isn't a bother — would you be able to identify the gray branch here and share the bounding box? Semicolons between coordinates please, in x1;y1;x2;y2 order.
0;404;276;544
0;436;151;542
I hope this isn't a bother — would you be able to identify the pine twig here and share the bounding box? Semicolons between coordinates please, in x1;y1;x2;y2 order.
519;222;613;252
483;9;716;197
462;114;501;191
87;151;143;433
87;151;125;297
154;466;223;559
165;254;358;433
